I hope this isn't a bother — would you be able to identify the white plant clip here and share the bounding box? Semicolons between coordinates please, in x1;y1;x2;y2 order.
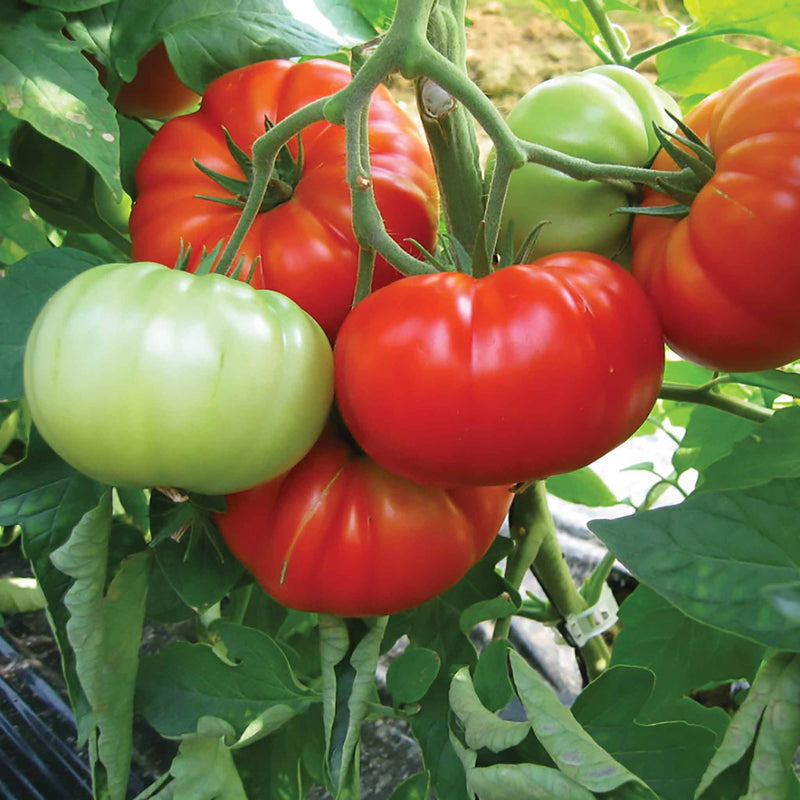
562;583;619;648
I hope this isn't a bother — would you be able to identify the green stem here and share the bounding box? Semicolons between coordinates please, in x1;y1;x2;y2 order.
581;0;630;65
506;482;612;682
628;27;752;69
659;381;773;423
417;0;485;258
215;97;329;276
493;485;549;640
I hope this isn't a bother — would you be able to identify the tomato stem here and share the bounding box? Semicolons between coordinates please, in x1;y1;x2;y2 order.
659;382;774;423
501;482;611;683
580;0;632;66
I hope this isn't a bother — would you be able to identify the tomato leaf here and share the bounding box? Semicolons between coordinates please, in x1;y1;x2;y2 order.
50;492;151;800
546;467;619;508
136;620;319;740
388;771;433;800
685;0;800;50
696;652;800;799
386;646;441;706
727;369;800;398
697;405;800;492
464;763;595;800
0;428;105;737
571;665;720;800
0;183;50;265
0;247;105;400
590;478;800;651
0;5;122;197
610;586;764;718
655;39;770;102
160;717;248;800
472;639;515;713
509;650;659;798
26;0;111;10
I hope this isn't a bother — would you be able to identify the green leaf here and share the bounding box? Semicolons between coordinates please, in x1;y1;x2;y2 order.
590;479;800;651
389;771;432;800
546;467;619;507
0;575;46;613
473;639;515;713
386;646;441;705
320;615;388;796
685;0;800;50
351;0;395;30
763;581;800;624
697;652;800;799
0;247;105;400
466;763;596;800
610;586;764;715
50;493;151;800
234;707;325;800
0;428;105;733
26;0;111;10
572;665;721;800
672;405;759;475
0;183;50;264
509;650;658;798
0;5;121;196
655;39;769;100
450;666;529;752
728;369;800;399
137;621;319;740
698;405;800;492
155;718;247;800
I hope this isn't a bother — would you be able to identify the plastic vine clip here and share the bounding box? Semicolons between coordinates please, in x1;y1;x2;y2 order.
559;583;619;648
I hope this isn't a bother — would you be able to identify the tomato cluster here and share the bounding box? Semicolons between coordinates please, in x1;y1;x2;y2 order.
26;56;798;618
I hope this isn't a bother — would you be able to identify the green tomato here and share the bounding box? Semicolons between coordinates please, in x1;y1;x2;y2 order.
24;262;334;495
500;65;680;258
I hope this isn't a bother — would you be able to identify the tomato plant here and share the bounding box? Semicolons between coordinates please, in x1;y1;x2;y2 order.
2;2;799;800
631;56;800;372
216;425;513;617
129;58;439;339
335;252;665;487
23;261;334;494
499;64;680;258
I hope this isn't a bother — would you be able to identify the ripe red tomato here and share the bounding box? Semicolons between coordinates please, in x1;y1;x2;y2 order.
215;427;512;616
129;58;439;340
95;43;199;119
334;253;665;488
631;56;800;372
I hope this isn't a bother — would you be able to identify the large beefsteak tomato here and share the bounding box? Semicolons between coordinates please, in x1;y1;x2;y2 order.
631;56;800;372
215;426;512;617
334;252;665;487
129;58;439;340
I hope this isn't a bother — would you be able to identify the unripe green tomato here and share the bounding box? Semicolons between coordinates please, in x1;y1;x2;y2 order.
24;262;334;495
500;65;680;258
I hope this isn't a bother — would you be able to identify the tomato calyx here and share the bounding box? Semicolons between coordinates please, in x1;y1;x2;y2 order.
173;240;254;283
623;114;716;218
193;120;303;213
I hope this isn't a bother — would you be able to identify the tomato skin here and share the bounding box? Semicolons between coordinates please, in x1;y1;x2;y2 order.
500;65;680;258
215;427;513;616
631;56;800;372
23;262;333;494
129;58;439;340
97;43;199;119
334;253;665;488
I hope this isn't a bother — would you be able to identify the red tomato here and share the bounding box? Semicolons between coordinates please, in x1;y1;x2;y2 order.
631;56;800;372
334;253;665;487
129;58;438;340
214;427;512;616
96;43;199;119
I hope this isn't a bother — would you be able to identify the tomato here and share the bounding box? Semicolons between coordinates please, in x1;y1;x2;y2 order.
129;58;439;340
499;65;680;258
631;56;800;372
23;262;333;494
95;43;200;119
215;426;513;616
334;253;665;488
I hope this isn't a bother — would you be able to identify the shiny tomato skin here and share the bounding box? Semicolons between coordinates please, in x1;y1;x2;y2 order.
334;253;665;487
215;427;513;617
631;56;800;372
24;262;333;495
113;43;200;119
129;58;439;340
